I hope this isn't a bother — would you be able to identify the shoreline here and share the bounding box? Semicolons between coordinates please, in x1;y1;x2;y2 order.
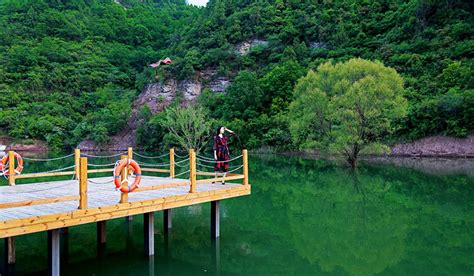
2;135;473;159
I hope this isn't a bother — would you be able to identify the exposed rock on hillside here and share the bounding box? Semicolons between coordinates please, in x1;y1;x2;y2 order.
201;69;230;93
310;41;327;49
0;137;48;152
208;76;230;93
235;39;268;55
81;69;231;150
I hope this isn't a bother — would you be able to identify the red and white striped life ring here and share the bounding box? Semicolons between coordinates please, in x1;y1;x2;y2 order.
0;152;23;176
113;159;142;193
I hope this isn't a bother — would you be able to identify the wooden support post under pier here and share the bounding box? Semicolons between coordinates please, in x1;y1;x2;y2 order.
97;221;107;256
144;212;154;256
211;201;220;239
4;237;15;265
148;255;155;276
164;209;172;232
48;229;61;276
212;238;221;274
60;228;69;266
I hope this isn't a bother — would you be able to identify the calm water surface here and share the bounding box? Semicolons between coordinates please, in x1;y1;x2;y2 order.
1;153;473;275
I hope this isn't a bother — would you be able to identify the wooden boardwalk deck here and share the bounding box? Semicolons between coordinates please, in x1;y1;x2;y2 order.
0;176;250;238
1;148;250;275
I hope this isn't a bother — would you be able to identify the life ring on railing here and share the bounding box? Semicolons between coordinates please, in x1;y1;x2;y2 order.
113;159;142;193
0;152;23;176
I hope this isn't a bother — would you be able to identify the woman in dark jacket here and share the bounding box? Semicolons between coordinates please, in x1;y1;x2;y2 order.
213;126;234;184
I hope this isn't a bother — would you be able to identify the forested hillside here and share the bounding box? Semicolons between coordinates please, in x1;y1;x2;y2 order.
0;0;473;151
0;0;196;149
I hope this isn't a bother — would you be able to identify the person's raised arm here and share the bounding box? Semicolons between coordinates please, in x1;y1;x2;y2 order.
225;127;234;136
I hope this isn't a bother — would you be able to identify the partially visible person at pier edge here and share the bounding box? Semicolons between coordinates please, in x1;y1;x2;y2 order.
213;126;234;184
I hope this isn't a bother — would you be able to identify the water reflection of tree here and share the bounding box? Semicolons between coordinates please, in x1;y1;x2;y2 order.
284;166;409;275
240;154;473;275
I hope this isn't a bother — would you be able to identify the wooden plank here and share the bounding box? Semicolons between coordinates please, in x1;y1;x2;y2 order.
87;168;114;174
196;175;244;184
196;172;217;176
141;168;170;173
0;195;79;209
134;181;189;193
15;171;76;179
0;185;251;237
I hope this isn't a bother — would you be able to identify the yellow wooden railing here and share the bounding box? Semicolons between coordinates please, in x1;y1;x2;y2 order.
1;147;249;210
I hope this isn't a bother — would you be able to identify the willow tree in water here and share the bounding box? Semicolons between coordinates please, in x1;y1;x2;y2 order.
289;58;407;168
162;105;214;153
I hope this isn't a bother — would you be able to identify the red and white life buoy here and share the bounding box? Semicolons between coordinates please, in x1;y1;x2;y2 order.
113;159;142;193
0;152;24;176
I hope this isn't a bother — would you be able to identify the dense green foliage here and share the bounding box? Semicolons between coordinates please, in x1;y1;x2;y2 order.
0;0;196;149
289;59;408;167
171;0;473;150
161;104;214;153
0;0;472;152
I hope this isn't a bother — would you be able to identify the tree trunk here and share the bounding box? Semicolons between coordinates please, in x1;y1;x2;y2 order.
346;146;359;169
347;156;357;169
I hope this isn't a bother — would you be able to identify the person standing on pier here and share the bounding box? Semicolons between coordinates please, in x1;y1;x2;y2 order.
213;126;234;184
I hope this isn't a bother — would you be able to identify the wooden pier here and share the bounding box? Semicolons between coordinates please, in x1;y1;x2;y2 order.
0;148;251;275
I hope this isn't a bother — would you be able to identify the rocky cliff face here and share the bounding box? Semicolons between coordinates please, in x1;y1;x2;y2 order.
78;70;230;150
134;79;201;116
201;69;231;93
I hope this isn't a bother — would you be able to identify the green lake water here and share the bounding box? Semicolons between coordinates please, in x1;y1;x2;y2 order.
1;154;473;275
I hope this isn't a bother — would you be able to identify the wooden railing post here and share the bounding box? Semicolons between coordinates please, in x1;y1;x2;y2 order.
189;149;196;193
127;147;133;177
79;157;88;209
75;149;80;180
169;148;175;178
242;149;248;185
120;155;128;203
8;151;15;186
